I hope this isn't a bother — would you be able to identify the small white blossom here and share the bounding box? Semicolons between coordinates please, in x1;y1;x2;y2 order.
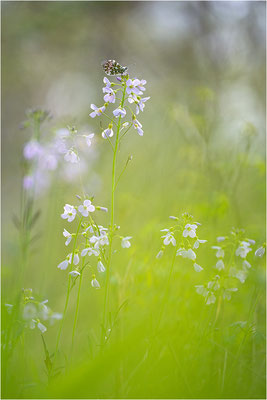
113;107;126;118
66;252;79;266
78;199;95;217
195;285;208;296
136;96;150;115
133;119;143;136
255;246;265;257
37;322;47;334
89;104;105;118
217;236;225;242
99;206;108;212
121;236;132;248
122;122;129;129
64;149;80;164
156;250;164;259
183;224;198;238
69;270;80;277
161;232;176;246
102;127;114;139
63;229;72;246
215;259;225;271
23;140;43;160
212;246;225;258
91;276;100;289
81;247;100;257
97;261;106;273
235;241;252;258
193;263;203;272
176;248;196;260
90;233;109;248
57;260;69;270
193;239;207;249
61;204;76;222
206;293;216;305
126;78;142;95
84;133;94;147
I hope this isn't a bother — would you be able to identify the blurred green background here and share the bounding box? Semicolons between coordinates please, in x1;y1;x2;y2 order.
1;1;266;399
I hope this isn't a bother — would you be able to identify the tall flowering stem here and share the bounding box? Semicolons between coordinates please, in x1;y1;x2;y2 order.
101;81;127;347
55;60;149;360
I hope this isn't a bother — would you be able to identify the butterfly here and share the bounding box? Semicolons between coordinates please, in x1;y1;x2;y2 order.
102;59;128;76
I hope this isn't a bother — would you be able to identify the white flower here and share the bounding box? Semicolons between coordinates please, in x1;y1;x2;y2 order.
176;248;196;260
255;246;265;257
81;247;99;257
136;96;150;115
187;248;197;260
99;206;108;212
193;239;207;249
156;250;163;259
121;236;132;248
212;246;225;258
183;224;198;238
97;261;106;273
91;277;100;289
126;78;142;95
133;119;144;136
23;140;43;160
57;260;69;270
161;232;176;246
90;233;109;248
195;285;208;296
63;229;72;246
235;241;251;258
37;322;47;334
89;104;105;118
102;127;114;139
69;270;80;277
206;293;216;305
61;204;77;222
23;303;37;320
193;263;203;272
215;259;225;271
78;199;95;217
67;253;79;266
113;107;126;118
64;149;80;163
103;88;116;103
84;133;94;147
217;236;225;242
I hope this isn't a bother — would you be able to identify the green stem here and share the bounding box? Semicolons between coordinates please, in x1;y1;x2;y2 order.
101;78;127;347
71;266;84;359
52;217;83;370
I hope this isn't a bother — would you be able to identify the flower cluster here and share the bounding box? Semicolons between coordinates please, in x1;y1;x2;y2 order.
5;288;62;334
196;228;257;305
57;198;132;288
22;109;98;196
89;64;150;140
157;213;207;273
